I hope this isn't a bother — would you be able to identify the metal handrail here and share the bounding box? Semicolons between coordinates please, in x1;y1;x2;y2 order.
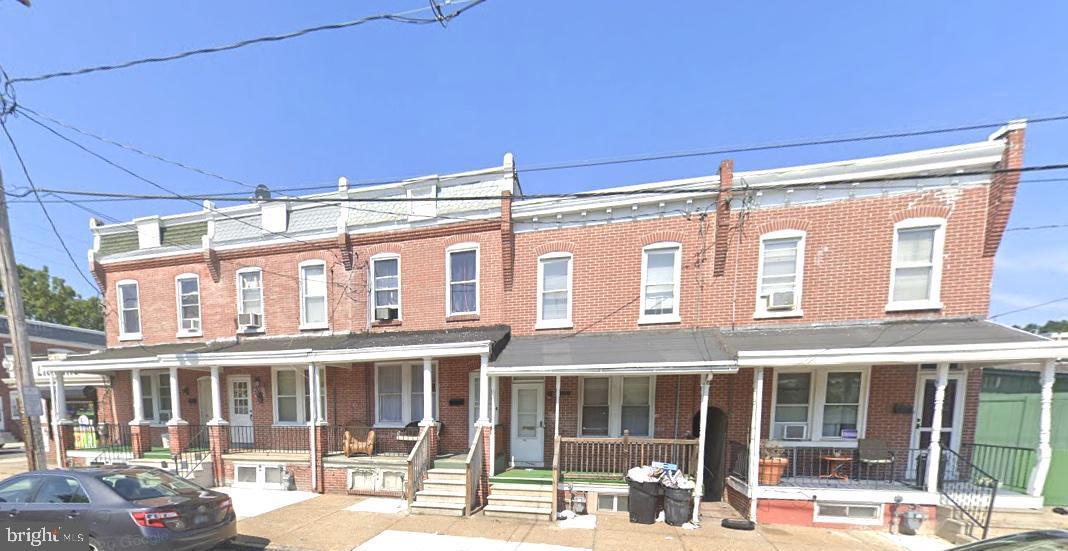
939;444;1000;541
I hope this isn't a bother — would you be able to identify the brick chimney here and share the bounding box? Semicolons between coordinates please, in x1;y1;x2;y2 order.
983;120;1027;257
501;190;515;290
713;160;734;277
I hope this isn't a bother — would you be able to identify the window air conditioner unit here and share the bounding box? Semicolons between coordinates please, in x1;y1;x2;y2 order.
183;319;201;332
375;307;399;322
766;291;796;311
237;312;262;328
782;423;808;441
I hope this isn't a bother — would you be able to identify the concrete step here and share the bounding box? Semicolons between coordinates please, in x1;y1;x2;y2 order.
410;501;465;517
427;468;466;483
489;482;554;499
423;479;466;493
416;490;467;505
483;504;551;521
487;494;552;509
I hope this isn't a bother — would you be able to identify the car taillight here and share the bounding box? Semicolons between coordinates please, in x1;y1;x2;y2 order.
218;499;232;512
130;510;179;528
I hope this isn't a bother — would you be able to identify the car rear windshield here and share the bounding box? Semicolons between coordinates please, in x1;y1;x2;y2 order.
97;470;202;501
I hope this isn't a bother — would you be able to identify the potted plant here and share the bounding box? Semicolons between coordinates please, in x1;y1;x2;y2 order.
758;440;789;485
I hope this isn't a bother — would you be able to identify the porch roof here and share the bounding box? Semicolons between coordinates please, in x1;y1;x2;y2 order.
39;325;511;372
489;328;736;375
726;318;1067;367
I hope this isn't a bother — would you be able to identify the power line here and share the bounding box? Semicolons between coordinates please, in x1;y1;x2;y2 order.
8;1;489;85
990;296;1068;319
1005;223;1068;232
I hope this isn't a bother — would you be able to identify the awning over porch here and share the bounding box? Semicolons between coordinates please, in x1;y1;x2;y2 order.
489;328;736;375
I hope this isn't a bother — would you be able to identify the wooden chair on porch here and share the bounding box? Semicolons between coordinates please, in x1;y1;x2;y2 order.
858;438;895;482
343;423;375;457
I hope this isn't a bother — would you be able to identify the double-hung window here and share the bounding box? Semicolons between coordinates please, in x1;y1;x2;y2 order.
888;218;945;311
117;280;141;340
273;366;326;425
536;253;572;329
9;390;20;420
579;376;655;437
756;231;804;318
140;373;172;424
237;268;264;331
299;261;328;329
446;244;479;316
375;362;438;426
771;368;868;442
175;274;201;336
371;255;401;322
639;243;681;324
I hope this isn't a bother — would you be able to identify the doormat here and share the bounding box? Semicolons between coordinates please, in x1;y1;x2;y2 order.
345;497;408;514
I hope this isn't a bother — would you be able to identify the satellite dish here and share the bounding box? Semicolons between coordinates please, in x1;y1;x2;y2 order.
253;184;272;202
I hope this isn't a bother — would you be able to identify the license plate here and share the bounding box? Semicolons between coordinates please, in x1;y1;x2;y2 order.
194;514;208;525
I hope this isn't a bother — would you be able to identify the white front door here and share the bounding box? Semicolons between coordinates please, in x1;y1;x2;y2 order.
197;377;212;424
510;380;544;467
229;376;253;446
909;370;966;477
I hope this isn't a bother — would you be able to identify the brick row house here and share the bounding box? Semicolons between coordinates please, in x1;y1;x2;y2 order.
41;121;1067;534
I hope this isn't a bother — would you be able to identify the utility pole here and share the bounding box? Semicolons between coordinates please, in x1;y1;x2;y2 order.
0;164;48;471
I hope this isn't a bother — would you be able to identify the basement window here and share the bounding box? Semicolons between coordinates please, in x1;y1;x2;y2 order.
813;502;883;525
596;493;629;513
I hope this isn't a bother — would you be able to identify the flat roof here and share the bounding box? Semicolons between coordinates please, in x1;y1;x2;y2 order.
491;328;732;369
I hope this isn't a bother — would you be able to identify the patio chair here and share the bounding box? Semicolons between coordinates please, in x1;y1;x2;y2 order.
857;438;895;482
343;423;375;457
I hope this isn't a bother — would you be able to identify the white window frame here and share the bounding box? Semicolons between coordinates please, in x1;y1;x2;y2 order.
9;390;19;420
116;279;142;341
769;366;870;444
369;253;402;322
139;371;172;425
445;243;480;316
886;217;946;312
236;267;265;333
754;230;805;319
536;252;573;329
638;242;682;325
271;366;326;426
298;260;329;330
577;376;656;438
175;273;202;337
373;362;438;428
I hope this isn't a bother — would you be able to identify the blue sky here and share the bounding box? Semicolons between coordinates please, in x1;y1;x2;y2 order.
1;1;1066;326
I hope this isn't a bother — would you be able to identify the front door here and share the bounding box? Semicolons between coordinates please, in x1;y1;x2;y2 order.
909;370;966;475
229;376;253;446
510;380;544;467
197;377;213;424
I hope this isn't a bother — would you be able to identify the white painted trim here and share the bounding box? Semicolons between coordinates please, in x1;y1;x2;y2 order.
271;365;326;425
886;217;946;312
813;501;885;526
638;242;682;325
510;379;545;466
369;253;402;322
908;367;967;455
373;361;437;427
298;260;329;330
235;266;266;334
535;252;573;330
174;273;203;338
445;242;480;316
736;340;1068;366
755;230;805;319
116;279;142;340
488;362;737;377
576;375;656;437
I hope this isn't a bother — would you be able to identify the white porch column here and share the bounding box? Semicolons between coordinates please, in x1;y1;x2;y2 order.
748;367;765;521
693;373;712;524
308;363;322;424
420;357;434;425
50;374;63;466
926;362;950;493
166;366;185;425
1028;359;1057;497
53;371;70;424
130;368;144;424
208;365;226;424
477;352;490;425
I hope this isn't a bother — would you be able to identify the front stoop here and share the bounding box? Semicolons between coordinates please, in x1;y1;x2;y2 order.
483;482;552;521
410;468;467;517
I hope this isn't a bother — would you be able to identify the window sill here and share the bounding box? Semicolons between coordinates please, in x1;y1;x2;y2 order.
753;310;803;320
237;327;265;335
176;331;203;339
535;321;573;331
372;319;403;328
118;333;143;342
299;324;329;331
885;301;943;312
446;314;480;323
768;440;860;448
637;315;681;326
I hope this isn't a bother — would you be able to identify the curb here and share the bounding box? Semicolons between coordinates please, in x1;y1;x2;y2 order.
227;535;319;551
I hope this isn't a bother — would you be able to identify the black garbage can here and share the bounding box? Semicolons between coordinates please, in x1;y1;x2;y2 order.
627;478;662;524
663;486;692;526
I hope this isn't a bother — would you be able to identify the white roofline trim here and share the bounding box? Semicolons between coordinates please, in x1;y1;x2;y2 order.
487;361;737;376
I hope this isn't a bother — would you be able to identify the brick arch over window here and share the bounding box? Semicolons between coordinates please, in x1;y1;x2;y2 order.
891;205;950;224
442;234;486;248
640;230;685;247
753;219;811;237
533;241;577;257
362;244;403;258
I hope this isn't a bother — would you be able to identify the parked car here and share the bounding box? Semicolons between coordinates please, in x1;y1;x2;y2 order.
0;466;236;551
951;530;1068;550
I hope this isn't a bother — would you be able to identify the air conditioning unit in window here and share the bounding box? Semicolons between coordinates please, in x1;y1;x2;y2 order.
766;291;796;311
237;312;262;329
782;423;808;440
374;307;399;322
183;319;201;332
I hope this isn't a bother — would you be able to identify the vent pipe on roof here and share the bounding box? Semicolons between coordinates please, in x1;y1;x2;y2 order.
252;184;272;202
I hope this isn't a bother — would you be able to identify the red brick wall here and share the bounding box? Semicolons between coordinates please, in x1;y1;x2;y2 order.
756;498;938;531
865;365;919;450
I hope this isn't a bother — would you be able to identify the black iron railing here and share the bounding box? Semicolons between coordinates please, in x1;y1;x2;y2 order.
172;426;211;479
727;440;749;483
960;443;1035;494
87;424;132;465
227;425;310;454
938;445;999;541
756;444;927;489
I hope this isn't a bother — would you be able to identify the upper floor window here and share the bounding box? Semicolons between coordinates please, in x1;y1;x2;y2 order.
537;253;572;329
299;261;328;329
237;268;264;331
771;367;869;442
888;218;945;311
375;362;438;426
756;231;804;318
175;274;201;336
579;376;655;437
117;280;141;340
273;366;326;425
9;390;20;420
447;244;479;316
371;255;401;322
639;243;681;324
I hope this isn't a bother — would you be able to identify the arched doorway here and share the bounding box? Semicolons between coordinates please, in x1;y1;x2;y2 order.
693;406;727;501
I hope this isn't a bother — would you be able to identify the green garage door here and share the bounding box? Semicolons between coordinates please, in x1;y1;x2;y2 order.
976;370;1068;505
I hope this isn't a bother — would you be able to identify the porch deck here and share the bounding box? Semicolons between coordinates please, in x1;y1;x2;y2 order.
322;452;466;468
491;467;627;487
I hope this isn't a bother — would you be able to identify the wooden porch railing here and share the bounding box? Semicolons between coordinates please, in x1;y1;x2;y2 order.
551;435;561;520
558;431;700;481
405;426;431;505
464;425;484;516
